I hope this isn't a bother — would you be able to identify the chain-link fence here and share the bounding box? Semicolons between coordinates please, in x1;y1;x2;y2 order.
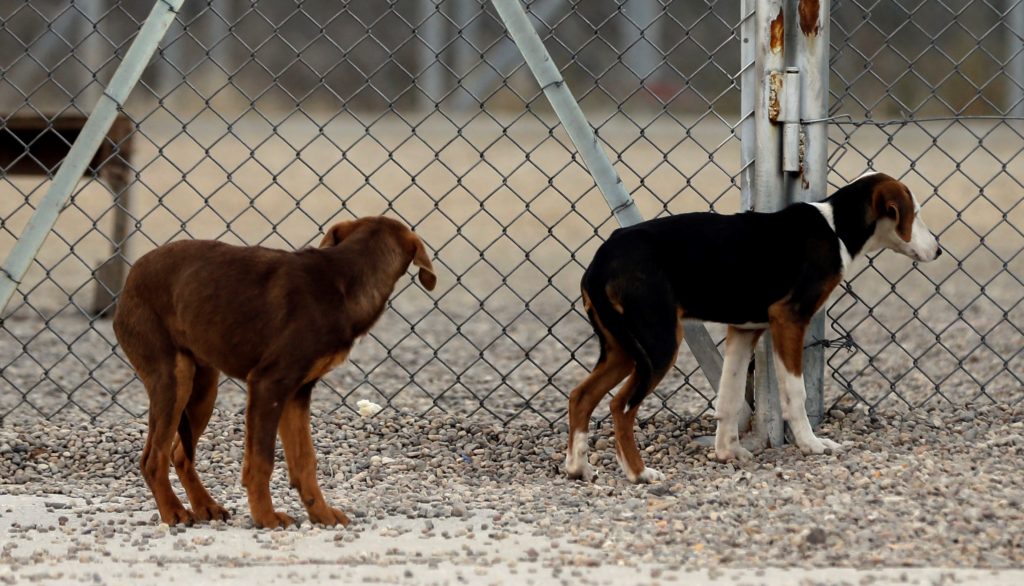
1;0;1021;424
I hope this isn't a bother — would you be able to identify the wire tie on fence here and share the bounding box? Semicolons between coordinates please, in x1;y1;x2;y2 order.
0;266;20;285
101;89;127;110
611;199;637;215
158;0;180;14
806;334;857;352
800;114;853;125
539;79;564;91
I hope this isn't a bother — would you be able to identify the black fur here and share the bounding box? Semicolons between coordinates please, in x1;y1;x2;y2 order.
581;179;884;411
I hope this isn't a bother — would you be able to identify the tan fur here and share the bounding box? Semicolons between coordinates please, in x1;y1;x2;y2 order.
767;302;806;375
303;349;351;384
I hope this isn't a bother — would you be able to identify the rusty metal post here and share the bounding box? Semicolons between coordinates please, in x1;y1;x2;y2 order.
750;0;787;449
787;0;829;429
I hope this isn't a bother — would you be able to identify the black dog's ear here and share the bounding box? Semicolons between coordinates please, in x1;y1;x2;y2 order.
319;220;357;248
871;181;915;243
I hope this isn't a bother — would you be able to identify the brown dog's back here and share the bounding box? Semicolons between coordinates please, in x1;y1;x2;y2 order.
115;240;335;380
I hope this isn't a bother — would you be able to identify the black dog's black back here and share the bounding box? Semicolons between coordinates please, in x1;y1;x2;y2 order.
586;205;842;326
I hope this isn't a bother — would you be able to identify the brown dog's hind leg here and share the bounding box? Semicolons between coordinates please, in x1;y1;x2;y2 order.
278;382;350;527
139;353;196;526
171;365;229;522
242;374;294;529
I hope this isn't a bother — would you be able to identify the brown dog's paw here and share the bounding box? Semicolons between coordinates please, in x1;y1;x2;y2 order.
193;502;230;522
253;511;295;529
161;507;196;527
308;505;351;527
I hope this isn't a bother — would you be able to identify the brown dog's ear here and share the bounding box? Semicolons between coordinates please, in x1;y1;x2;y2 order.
408;234;437;291
872;181;914;242
319;220;357;248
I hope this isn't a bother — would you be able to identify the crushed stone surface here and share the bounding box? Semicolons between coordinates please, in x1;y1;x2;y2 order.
2;401;1023;582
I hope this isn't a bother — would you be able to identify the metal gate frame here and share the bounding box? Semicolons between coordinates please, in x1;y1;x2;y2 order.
1;0;831;440
744;0;830;446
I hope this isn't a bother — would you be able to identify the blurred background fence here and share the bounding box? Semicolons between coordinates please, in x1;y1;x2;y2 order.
1;0;1021;423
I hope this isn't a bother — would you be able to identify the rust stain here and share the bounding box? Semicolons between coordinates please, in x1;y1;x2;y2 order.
767;71;784;122
769;9;784;54
799;0;820;37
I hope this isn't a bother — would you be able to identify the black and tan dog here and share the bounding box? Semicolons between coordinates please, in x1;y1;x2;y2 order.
565;172;941;483
114;216;436;527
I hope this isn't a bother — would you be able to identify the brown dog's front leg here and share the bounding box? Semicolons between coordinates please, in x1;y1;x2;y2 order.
243;378;294;529
278;383;350;527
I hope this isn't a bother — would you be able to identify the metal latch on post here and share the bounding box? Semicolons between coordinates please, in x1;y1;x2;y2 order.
766;67;802;173
781;67;801;173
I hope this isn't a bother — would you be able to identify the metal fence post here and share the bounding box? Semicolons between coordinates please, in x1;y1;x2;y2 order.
787;0;830;429
421;1;448;108
0;0;184;316
490;0;724;389
751;0;787;448
1009;0;1024;117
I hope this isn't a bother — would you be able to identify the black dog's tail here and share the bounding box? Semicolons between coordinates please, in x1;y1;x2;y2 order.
581;268;655;413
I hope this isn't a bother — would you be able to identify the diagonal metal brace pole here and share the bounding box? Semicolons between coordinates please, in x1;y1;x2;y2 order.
0;0;185;316
490;0;724;388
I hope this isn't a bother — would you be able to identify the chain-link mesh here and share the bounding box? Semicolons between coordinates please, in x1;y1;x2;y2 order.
1;0;1020;424
825;0;1024;412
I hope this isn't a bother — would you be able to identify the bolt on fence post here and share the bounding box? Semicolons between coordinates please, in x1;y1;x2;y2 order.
787;0;829;429
490;0;725;388
0;0;185;316
751;0;787;449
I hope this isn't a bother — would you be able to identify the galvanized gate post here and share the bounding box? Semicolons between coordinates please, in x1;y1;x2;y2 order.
745;0;829;447
787;0;830;429
0;0;185;316
490;0;725;389
749;0;787;449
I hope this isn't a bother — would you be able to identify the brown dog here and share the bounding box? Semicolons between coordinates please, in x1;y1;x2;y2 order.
113;216;436;528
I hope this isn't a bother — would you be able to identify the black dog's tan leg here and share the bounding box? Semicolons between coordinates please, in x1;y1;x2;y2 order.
140;353;196;526
610;321;680;484
172;365;229;522
278;382;350;526
243;375;294;529
714;326;763;462
769;310;841;454
565;347;632;481
609;366;671;484
599;284;681;484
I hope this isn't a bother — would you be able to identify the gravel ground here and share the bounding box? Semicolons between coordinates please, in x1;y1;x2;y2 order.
2;401;1023;576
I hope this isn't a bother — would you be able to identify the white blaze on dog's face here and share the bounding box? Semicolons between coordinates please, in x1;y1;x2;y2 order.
864;178;942;262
